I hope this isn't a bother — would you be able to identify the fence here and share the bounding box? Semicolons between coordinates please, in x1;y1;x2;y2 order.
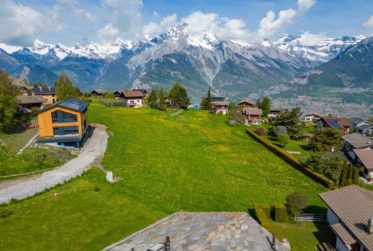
294;214;326;222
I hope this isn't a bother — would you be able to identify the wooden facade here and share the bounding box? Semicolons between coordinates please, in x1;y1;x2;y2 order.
37;98;89;147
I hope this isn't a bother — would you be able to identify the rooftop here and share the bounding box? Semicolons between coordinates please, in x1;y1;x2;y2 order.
238;100;256;106
354;149;373;170
31;86;55;95
211;100;229;106
342;133;373;149
323;117;352;129
211;96;226;102
103;212;290;251
40;98;89;113
120;90;146;98
242;107;263;116
319;185;373;251
16;95;44;105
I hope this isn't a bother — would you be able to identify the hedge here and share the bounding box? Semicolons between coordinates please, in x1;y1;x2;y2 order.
274;203;288;222
254;204;272;232
246;128;335;189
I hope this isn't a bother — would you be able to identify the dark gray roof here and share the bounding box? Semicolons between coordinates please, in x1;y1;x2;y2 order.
211;96;226;102
40;98;88;113
319;185;373;251
242;107;263;116
342;133;373;149
103;212;290;251
32;87;56;95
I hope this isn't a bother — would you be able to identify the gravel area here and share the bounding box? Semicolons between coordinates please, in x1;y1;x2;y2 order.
0;124;108;205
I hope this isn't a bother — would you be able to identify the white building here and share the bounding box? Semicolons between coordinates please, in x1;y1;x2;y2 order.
119;90;146;108
303;112;322;122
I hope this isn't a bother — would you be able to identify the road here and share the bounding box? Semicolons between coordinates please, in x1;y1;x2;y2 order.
0;124;108;205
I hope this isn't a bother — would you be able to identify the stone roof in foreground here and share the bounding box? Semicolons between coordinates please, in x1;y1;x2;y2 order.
103;212;290;251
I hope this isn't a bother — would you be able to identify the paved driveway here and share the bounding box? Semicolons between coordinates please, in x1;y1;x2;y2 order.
0;124;108;205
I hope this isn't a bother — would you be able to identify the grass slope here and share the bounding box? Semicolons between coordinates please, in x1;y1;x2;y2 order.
0;103;327;250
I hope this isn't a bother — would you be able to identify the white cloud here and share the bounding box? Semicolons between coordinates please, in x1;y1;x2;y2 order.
257;0;316;38
98;23;120;39
362;16;373;29
0;0;63;46
298;32;328;46
100;0;143;40
143;13;178;39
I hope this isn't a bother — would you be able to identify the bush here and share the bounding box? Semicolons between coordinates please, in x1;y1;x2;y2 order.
278;134;289;147
0;209;13;218
254;204;272;231
93;186;100;192
286;192;308;216
273;126;287;136
246;128;335;188
274;203;288;222
80;97;92;103
255;127;267;135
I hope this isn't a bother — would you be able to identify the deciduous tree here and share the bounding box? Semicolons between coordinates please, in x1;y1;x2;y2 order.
55;73;80;100
169;83;190;109
309;128;343;152
270;107;304;136
0;70;18;132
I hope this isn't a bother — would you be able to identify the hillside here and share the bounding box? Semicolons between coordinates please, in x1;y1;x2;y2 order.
0;103;328;250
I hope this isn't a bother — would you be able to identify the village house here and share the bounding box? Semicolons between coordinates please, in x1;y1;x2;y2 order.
321;117;352;134
119;90;145;108
242;107;263;125
320;185;373;251
238;100;256;108
90;89;107;97
211;100;229;115
37;98;89;148
103;212;290;251
353;149;373;182
211;96;226;102
343;133;373;151
356;121;373;137
303;112;322;122
31;86;57;105
16;95;45;112
268;107;281;118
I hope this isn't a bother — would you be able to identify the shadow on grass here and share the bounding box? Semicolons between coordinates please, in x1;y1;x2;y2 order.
312;222;335;247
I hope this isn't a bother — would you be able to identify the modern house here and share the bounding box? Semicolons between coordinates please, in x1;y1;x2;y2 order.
319;185;373;251
304;112;322;122
353;149;373;181
16;95;45;112
37;98;89;148
322;117;352;134
343;133;373;151
211;100;229;115
31;86;57;105
211;96;226;102
90;89;107;97
119;90;145;108
242;107;263;124
103;212;290;251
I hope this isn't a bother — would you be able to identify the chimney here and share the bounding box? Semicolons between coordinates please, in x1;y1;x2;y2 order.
368;218;373;234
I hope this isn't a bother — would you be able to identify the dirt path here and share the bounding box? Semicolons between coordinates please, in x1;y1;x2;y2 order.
17;132;39;155
0;124;108;205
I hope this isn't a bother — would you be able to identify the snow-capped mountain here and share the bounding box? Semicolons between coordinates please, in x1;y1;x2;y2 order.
0;24;365;100
275;34;365;63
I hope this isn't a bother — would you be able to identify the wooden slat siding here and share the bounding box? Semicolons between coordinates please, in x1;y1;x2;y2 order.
330;223;356;246
319;185;373;251
38;106;87;138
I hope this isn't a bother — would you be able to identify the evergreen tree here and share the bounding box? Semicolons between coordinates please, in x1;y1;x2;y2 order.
257;97;271;117
158;88;166;111
55;73;80;100
148;89;158;109
352;166;360;184
0;70;18;132
309;128;343;152
169;83;190;109
200;87;212;110
346;165;353;185
339;163;349;187
270;107;304;136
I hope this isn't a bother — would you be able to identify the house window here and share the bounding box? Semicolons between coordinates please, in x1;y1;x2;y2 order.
53;126;79;136
52;110;78;123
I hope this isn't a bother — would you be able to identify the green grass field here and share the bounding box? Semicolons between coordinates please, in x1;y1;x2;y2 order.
0;103;329;250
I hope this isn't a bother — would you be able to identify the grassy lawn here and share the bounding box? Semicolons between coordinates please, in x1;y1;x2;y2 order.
0;127;38;153
0;103;330;250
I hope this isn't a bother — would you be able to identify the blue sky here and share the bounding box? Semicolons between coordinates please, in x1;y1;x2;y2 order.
1;0;373;46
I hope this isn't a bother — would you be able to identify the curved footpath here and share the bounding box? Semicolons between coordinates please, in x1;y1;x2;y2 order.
0;124;108;205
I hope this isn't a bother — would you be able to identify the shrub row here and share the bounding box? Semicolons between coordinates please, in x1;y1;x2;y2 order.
254;204;272;232
274;203;288;223
246;128;335;189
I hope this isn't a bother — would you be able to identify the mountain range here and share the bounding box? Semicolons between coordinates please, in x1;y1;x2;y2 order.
0;24;369;103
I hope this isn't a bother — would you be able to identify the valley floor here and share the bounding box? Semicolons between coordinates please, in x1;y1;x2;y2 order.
0;103;330;250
